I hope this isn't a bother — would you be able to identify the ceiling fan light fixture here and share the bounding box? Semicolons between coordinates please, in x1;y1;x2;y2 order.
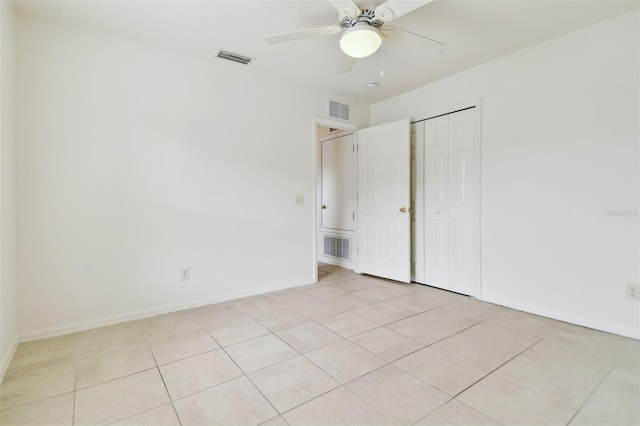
340;23;382;58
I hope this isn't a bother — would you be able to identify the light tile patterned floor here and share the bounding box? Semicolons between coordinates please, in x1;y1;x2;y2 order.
1;264;638;425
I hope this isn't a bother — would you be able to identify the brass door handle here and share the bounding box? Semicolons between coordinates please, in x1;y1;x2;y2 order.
400;207;407;213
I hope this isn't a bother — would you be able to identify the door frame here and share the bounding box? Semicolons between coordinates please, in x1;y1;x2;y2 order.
312;117;360;283
412;98;483;298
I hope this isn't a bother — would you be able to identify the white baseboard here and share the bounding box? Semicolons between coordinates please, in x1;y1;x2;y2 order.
19;277;314;343
481;295;640;340
1;335;19;381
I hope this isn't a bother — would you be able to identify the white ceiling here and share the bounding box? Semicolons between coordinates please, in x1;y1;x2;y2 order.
14;0;639;103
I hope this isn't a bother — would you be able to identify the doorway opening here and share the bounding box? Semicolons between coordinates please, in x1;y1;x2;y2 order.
312;118;359;282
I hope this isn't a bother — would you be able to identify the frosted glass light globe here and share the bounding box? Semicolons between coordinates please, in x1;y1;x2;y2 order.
340;24;382;58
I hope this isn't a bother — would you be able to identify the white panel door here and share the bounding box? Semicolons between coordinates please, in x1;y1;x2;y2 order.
321;133;355;231
447;109;478;294
423;108;479;296
424;115;450;288
357;119;411;283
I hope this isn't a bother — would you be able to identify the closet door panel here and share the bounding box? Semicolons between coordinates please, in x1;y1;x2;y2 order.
424;115;449;289
447;109;477;294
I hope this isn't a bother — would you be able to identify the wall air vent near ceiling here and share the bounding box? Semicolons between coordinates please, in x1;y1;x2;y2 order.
329;100;350;121
216;50;253;65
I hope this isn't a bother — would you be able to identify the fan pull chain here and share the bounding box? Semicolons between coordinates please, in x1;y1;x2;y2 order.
380;41;385;77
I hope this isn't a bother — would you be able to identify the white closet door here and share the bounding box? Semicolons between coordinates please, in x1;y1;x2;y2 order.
321;134;355;231
447;109;478;294
357;119;411;283
423;108;479;296
424;115;450;288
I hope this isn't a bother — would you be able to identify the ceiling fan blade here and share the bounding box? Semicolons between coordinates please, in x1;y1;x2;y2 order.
265;25;342;44
336;53;356;74
375;0;434;22
328;0;360;20
389;26;447;55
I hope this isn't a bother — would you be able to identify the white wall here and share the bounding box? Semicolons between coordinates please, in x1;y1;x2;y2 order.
1;1;18;377
16;12;368;339
371;10;640;337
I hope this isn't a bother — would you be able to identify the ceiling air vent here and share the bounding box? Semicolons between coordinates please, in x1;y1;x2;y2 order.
216;50;253;65
329;100;350;121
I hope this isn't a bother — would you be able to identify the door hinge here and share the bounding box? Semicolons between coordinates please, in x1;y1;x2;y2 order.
352;212;355;220
352;145;355;152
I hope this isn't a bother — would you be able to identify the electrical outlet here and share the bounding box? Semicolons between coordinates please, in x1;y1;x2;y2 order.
180;267;190;281
625;283;640;301
295;195;304;206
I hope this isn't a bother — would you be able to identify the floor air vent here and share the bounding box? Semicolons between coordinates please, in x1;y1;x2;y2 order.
329;100;350;121
323;236;351;260
216;50;253;65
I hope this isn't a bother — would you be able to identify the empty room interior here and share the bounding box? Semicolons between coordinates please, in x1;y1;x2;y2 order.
0;0;639;425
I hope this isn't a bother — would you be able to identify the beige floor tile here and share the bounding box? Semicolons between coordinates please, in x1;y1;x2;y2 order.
458;375;575;425
194;304;248;328
317;271;351;284
305;285;347;299
443;299;507;321
234;296;284;317
352;285;412;303
542;325;630;365
318;265;354;277
347;365;450;425
256;309;309;332
76;344;156;389
414;399;501;426
306;340;386;383
269;290;321;309
7;340;77;373
208;318;271;347
580;364;640;425
0;361;76;409
324;293;372;310
284;386;393;426
74;369;170;426
149;329;219;365
276;322;342;353
387;308;479;345
138;311;200;341
76;325;146;358
432;322;536;371
350;327;424;362
0;393;74;426
174;376;278;426
249;356;339;413
384;294;446;315
351;302;413;325
569;411;611;426
159;349;243;399
332;279;375;293
260;415;290;426
320;312;378;338
394;347;487;396
294;300;344;320
495;341;611;408
488;309;563;338
111;404;181;426
225;334;298;373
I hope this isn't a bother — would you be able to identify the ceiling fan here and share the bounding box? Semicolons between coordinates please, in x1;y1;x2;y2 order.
265;0;446;73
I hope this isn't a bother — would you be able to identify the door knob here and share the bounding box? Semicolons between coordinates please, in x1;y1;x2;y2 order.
436;211;441;215
322;205;327;209
400;207;407;213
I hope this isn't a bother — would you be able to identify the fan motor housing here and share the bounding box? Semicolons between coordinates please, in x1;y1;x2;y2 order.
341;9;384;29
